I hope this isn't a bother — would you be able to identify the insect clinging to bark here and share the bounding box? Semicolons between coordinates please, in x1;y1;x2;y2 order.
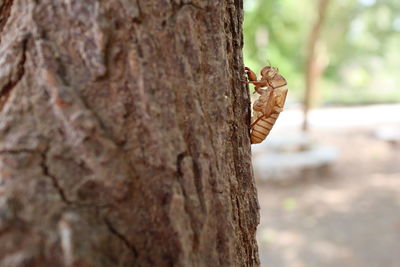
243;65;288;144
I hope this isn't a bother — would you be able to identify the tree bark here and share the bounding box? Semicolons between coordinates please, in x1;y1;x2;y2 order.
0;0;259;266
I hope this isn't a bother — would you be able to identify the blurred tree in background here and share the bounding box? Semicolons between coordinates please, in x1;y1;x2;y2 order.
244;0;400;106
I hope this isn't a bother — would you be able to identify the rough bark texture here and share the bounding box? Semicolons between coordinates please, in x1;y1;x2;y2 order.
0;0;259;266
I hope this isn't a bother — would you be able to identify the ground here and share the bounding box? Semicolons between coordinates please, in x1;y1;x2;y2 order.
255;105;400;267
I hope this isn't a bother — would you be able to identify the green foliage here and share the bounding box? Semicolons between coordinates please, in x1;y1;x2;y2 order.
244;0;400;105
244;0;313;93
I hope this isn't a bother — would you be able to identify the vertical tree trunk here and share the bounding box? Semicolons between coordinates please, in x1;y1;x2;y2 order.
303;0;330;131
0;0;259;266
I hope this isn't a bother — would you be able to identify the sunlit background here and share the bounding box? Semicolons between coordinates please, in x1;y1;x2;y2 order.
244;0;400;266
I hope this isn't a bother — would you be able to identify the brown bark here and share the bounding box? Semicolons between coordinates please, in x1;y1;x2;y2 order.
303;0;330;131
0;0;259;266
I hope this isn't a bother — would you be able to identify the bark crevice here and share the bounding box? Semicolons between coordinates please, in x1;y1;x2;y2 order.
104;218;138;258
0;148;36;155
0;0;14;42
39;148;71;205
0;37;28;112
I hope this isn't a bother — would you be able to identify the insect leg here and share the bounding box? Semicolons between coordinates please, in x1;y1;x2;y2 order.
242;80;262;85
244;67;258;82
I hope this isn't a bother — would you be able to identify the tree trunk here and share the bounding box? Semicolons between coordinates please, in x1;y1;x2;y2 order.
0;0;259;266
303;0;330;131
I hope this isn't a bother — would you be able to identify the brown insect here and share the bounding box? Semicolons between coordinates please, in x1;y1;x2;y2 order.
243;65;288;144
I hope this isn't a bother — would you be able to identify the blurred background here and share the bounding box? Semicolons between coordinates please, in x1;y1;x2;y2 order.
244;0;400;266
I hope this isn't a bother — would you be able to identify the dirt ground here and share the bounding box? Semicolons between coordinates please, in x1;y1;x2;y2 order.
256;127;400;267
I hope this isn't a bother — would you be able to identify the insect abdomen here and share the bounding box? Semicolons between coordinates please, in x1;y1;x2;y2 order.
250;113;279;144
